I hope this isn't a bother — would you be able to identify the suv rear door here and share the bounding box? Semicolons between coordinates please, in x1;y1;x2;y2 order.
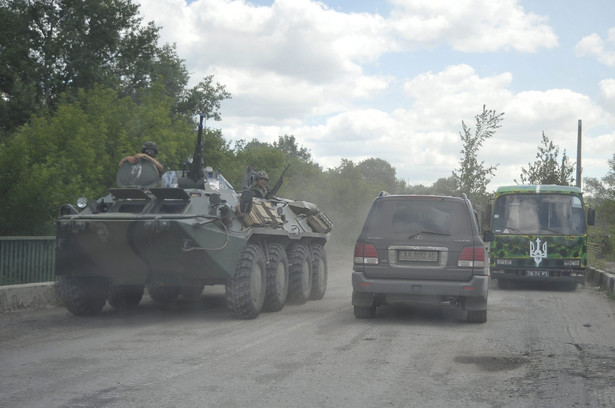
356;196;478;281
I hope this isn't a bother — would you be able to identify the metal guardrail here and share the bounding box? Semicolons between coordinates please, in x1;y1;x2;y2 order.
0;236;55;286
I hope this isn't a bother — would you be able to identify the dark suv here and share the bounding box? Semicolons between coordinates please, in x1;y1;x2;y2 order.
352;194;492;323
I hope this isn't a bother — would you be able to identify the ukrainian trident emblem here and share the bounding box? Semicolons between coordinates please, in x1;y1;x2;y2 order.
529;237;548;267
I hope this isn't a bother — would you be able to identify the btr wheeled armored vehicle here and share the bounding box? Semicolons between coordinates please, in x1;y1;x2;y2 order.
54;115;332;319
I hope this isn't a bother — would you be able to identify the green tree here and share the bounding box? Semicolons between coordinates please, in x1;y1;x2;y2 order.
452;105;503;200
585;153;615;223
356;157;398;193
0;84;198;235
0;0;216;136
517;131;575;186
273;135;312;162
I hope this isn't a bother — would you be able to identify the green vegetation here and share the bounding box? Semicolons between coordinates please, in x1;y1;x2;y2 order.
517;132;575;186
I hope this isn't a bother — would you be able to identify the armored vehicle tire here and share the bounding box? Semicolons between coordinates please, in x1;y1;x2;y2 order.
180;285;204;301
147;285;181;303
309;243;327;300
467;309;487;323
354;305;376;319
108;286;144;310
225;243;267;319
263;243;289;312
56;276;109;316
287;243;313;305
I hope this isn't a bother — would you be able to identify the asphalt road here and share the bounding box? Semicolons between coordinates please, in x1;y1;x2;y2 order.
1;252;615;408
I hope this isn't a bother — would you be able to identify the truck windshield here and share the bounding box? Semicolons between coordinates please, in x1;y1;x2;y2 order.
492;194;585;235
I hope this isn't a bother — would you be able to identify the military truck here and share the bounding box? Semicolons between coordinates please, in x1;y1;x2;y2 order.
54;115;333;319
486;185;595;290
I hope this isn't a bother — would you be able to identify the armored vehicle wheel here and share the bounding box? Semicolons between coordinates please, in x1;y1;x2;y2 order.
108;286;144;310
309;243;327;300
287;243;313;304
180;285;204;301
354;305;376;319
225;243;267;319
56;276;109;316
147;285;181;303
263;243;289;312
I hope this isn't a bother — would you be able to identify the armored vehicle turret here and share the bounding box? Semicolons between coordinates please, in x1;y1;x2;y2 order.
54;115;333;319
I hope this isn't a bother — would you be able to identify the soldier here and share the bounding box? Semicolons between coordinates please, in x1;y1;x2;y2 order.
251;170;270;198
119;141;163;173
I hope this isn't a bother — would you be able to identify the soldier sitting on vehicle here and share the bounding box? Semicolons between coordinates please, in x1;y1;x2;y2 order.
119;141;163;173
251;171;270;198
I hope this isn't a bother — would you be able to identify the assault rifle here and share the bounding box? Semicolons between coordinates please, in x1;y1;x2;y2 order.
266;164;290;198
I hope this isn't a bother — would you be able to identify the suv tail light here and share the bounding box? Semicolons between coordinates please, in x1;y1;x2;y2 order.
458;246;485;268
354;243;379;265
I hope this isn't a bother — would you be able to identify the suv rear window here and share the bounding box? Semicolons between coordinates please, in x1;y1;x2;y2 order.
365;197;472;237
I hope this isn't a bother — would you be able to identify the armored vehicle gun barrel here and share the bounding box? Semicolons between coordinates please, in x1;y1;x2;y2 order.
188;113;205;183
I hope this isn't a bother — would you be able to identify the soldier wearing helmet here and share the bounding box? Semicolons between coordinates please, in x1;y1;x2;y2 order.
119;141;163;173
251;170;270;198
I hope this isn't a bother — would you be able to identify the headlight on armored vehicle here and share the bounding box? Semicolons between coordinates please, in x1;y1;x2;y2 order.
76;197;88;209
563;259;581;267
496;259;513;266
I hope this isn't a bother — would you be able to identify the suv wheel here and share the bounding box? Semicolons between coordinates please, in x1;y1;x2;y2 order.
354;305;376;319
467;309;487;323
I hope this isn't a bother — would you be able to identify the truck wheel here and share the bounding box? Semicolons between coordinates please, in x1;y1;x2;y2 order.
467;309;487;323
180;285;204;301
108;286;144;310
56;276;109;316
147;285;180;303
226;243;267;319
354;305;376;319
263;243;289;312
287;243;313;304
309;243;327;300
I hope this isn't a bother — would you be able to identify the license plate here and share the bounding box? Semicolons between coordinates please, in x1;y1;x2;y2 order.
398;250;438;262
526;270;550;278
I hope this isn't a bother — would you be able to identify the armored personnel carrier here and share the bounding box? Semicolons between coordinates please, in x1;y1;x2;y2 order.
54;115;333;319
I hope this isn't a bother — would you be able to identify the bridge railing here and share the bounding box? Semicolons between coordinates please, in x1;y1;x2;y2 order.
0;236;55;286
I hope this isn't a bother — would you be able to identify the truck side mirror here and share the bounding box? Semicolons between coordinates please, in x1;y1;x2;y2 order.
482;202;493;228
587;208;596;226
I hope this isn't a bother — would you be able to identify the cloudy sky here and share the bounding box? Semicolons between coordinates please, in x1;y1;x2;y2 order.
137;0;615;190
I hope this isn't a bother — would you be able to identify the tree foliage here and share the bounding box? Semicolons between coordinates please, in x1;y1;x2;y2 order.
0;84;199;234
0;0;223;137
517;131;574;186
452;105;503;200
356;158;398;194
584;153;615;224
273;135;312;162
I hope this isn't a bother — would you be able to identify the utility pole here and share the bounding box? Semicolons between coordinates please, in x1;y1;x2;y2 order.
576;119;582;189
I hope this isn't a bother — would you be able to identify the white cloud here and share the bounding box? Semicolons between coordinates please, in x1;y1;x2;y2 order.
599;78;615;114
389;0;558;52
575;27;615;66
134;0;613;188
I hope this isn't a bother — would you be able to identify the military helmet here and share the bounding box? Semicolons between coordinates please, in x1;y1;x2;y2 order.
141;141;158;156
255;170;269;181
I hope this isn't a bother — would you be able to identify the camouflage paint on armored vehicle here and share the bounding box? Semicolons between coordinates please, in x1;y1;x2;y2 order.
487;185;595;290
54;115;333;318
